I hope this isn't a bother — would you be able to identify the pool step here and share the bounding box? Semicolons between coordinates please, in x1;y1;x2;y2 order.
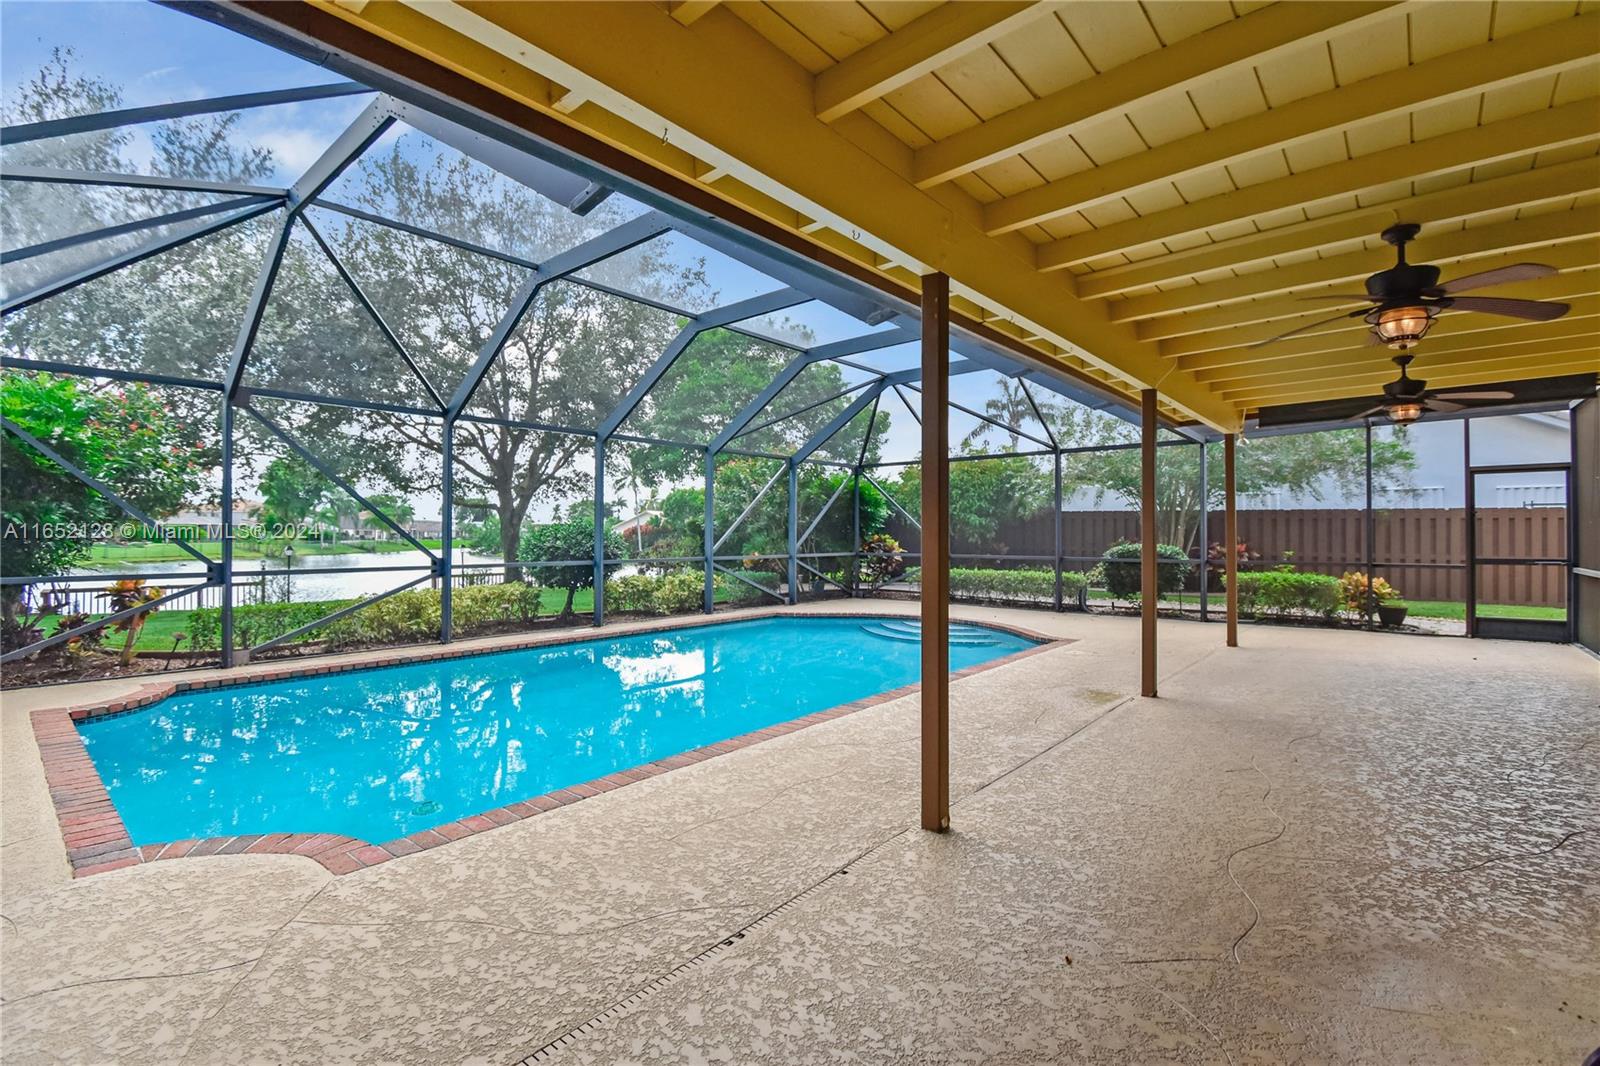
859;622;1003;646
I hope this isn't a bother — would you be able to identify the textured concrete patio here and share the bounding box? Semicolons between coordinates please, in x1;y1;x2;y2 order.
2;604;1595;1065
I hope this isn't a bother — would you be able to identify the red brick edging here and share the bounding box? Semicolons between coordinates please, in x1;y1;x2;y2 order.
28;610;1070;878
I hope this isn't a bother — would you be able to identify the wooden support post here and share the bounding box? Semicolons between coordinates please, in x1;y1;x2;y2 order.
1224;433;1239;648
921;272;950;832
1140;389;1158;698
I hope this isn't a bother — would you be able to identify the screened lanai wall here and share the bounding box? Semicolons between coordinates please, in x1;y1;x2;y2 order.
0;6;1152;682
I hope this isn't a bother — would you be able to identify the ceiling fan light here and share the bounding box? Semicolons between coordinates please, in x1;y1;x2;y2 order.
1369;305;1435;349
1385;402;1424;424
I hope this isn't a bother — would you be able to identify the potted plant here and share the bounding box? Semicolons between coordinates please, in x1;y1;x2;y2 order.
1339;571;1406;626
1377;600;1410;628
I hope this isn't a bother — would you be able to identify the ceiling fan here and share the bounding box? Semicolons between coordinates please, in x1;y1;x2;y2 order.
1347;354;1514;424
1253;363;1599;429
1250;223;1571;349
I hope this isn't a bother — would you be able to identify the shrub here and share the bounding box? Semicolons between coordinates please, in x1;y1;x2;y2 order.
1101;541;1192;601
1229;571;1342;620
604;574;660;614
904;566;1088;606
328;582;544;647
187;600;356;650
602;571;706;616
188;584;542;651
519;518;623;617
652;571;708;614
325;588;440;648
722;571;782;606
447;582;543;635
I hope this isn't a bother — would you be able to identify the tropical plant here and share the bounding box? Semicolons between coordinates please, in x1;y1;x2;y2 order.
856;533;906;589
102;579;164;665
1338;571;1400;614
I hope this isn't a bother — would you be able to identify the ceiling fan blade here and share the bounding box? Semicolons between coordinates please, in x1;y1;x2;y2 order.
1424;398;1465;413
1296;294;1372;301
1437;262;1556;294
1436;390;1515;401
1247;309;1366;348
1443;296;1570;321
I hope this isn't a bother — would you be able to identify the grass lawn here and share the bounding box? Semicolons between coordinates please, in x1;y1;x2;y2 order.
1404;599;1564;621
38;608;197;653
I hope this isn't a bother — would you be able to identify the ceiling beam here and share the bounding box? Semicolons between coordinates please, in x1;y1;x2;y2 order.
912;1;1399;189
1038;99;1600;270
986;13;1600;235
669;1;718;27
1078;156;1600;300
1226;343;1600;404
814;1;1047;123
1166;271;1600;362
1109;209;1600;322
330;0;1240;429
1139;250;1600;344
1202;314;1600;388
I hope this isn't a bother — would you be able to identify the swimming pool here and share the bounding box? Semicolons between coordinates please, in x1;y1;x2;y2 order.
79;616;1038;846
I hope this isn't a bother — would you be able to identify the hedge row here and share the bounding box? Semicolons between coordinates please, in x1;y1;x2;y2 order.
186;583;543;651
1227;571;1342;619
604;572;707;616
904;566;1088;606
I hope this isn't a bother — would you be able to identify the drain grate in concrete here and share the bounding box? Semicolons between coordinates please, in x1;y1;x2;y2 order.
513;836;902;1065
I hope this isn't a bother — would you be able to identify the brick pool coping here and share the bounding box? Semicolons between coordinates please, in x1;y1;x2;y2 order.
27;609;1070;878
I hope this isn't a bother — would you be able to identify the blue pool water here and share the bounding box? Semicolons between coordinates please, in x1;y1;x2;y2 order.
79;616;1036;845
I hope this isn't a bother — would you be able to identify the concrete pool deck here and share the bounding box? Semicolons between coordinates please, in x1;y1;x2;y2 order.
2;603;1596;1064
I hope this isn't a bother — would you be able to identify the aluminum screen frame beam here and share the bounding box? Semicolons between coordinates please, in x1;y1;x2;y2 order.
1;81;373;144
445;211;675;420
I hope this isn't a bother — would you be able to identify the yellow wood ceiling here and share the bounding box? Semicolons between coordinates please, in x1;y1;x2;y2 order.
300;0;1600;431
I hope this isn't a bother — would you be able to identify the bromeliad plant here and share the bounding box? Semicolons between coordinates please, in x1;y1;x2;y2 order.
102;579;163;665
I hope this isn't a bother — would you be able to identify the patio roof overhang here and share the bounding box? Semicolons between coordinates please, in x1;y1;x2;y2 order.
217;0;1600;434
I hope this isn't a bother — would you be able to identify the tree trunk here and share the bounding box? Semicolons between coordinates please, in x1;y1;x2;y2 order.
562;585;576;619
120;614;146;666
497;478;520;582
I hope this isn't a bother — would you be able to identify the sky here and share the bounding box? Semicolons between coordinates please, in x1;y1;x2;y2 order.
2;0;1055;520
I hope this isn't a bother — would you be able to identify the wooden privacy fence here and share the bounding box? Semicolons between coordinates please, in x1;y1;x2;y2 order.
888;507;1567;606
